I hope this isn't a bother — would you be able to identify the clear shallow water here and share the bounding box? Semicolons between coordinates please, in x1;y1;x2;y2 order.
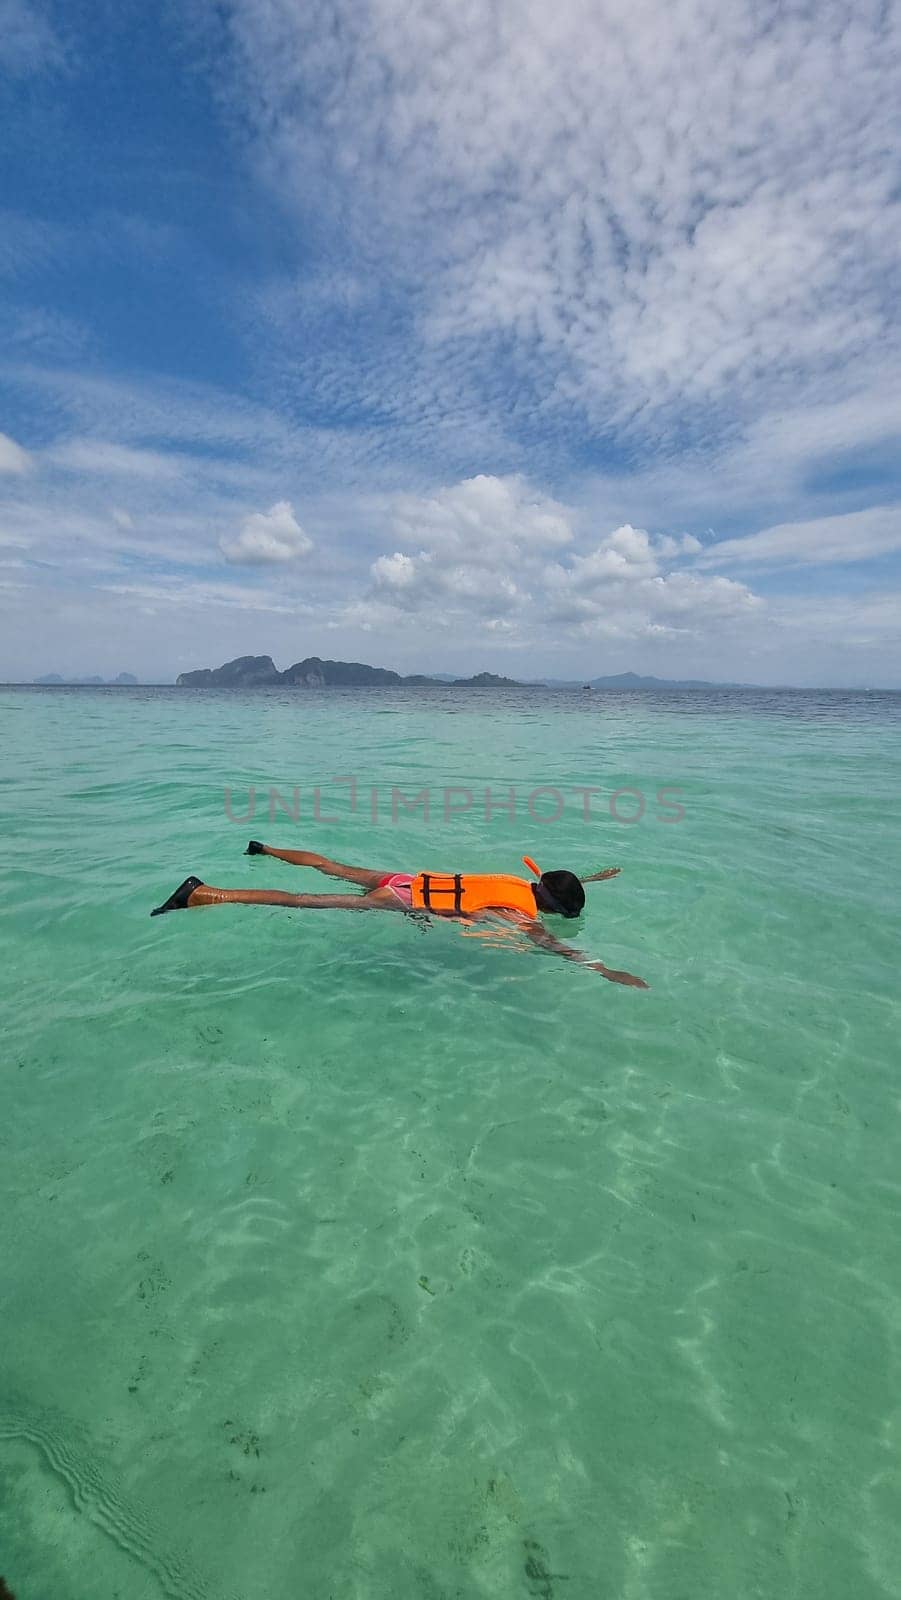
2;684;900;1600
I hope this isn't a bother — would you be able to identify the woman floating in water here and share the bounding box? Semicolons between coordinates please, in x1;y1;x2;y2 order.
151;844;648;987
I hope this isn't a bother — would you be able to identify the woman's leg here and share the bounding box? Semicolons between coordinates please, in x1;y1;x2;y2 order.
187;884;401;911
247;842;386;889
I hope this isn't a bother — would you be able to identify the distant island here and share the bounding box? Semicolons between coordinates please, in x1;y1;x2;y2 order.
17;660;894;690
173;655;761;690
175;655;525;688
34;672;138;685
25;658;763;690
551;671;749;690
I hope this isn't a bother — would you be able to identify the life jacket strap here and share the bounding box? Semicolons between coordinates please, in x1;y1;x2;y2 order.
420;873;463;913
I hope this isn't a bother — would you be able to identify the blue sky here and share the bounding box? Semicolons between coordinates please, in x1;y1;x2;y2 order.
1;0;900;685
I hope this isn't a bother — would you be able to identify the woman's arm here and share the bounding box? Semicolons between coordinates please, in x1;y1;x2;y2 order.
503;914;649;988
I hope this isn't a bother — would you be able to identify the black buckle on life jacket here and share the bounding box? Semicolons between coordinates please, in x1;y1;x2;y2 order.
420;873;463;913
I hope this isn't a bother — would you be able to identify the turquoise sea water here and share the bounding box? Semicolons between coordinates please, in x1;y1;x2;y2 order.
2;683;901;1600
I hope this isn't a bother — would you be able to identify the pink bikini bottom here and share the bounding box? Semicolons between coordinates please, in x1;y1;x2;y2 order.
377;872;414;907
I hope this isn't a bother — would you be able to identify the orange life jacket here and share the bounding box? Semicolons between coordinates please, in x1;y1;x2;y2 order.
409;871;538;918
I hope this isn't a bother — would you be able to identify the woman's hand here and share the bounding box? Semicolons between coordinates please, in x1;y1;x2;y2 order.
588;961;649;988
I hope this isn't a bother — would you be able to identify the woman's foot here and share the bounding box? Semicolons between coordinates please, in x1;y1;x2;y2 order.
150;875;205;916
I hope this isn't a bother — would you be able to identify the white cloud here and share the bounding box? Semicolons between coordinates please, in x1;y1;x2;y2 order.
0;431;32;474
700;506;901;569
5;1;901;690
541;535;758;636
98;575;309;614
368;476;758;639
389;473;572;563
221;0;901;444
371;551;417;589
1;464;897;682
370;475;569;617
1;350;897;681
48;439;190;480
220;500;313;565
657;533;702;559
3;362;435;491
567;525;661;583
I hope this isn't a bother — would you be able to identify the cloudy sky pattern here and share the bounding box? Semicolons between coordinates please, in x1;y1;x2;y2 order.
1;0;900;683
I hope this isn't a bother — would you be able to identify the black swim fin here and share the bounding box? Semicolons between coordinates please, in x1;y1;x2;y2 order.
150;875;204;916
245;840;265;855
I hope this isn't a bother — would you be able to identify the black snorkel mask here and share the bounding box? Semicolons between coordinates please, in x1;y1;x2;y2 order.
522;855;578;919
535;880;571;916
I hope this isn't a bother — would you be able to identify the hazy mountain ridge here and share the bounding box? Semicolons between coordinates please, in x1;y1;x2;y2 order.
175;655;525;688
28;657;761;690
552;670;750;689
173;655;756;690
34;672;138;685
